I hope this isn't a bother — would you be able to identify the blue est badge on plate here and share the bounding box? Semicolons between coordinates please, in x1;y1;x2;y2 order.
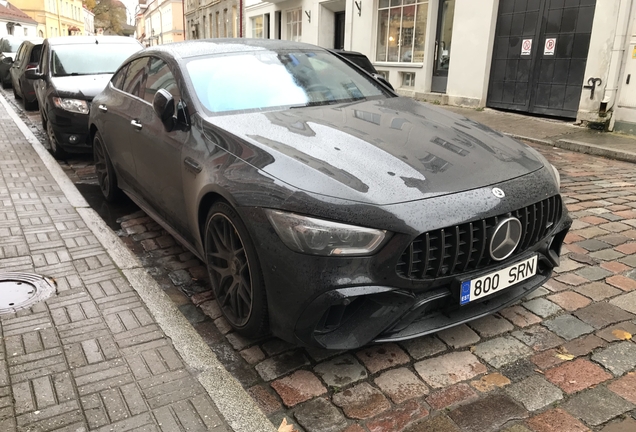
460;281;471;305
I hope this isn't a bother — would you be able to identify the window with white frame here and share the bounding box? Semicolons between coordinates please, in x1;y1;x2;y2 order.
401;71;416;87
251;15;264;38
376;0;428;63
286;8;302;42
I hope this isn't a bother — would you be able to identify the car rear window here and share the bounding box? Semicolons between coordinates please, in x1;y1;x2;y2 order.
186;50;389;114
51;42;142;77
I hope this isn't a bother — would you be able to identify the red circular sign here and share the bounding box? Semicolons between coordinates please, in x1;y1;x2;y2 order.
546;39;555;50
523;40;531;50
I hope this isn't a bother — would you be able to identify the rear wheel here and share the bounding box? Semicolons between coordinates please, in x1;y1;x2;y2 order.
204;202;268;338
93;131;120;202
46;118;66;160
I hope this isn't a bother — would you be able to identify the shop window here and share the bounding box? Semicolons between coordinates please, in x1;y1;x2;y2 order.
401;72;415;87
251;16;264;38
286;8;302;42
376;0;428;63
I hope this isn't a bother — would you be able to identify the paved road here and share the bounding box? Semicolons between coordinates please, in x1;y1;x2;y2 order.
5;89;636;431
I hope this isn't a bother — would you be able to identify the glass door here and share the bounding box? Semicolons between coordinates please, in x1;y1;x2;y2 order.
431;0;455;93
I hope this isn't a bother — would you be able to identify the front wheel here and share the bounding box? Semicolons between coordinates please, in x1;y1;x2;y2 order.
46;118;66;160
204;202;268;338
93;131;120;202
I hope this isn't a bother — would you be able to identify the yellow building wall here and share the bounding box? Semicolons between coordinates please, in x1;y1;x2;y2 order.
12;0;85;37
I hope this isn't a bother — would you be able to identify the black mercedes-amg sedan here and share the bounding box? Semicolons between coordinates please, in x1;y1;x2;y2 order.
88;39;571;350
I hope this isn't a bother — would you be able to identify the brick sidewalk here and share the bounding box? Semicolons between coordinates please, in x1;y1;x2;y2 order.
0;99;231;430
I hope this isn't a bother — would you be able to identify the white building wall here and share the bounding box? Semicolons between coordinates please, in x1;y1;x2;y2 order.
445;0;498;107
0;21;37;37
577;0;633;124
613;9;636;133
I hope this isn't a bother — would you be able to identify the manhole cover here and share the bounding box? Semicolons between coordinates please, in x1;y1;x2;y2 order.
0;273;56;313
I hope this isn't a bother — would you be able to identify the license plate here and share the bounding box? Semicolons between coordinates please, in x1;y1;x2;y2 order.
460;255;538;305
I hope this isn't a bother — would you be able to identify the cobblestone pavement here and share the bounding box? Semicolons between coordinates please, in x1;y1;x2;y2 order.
5;89;636;431
0;100;230;430
113;146;636;432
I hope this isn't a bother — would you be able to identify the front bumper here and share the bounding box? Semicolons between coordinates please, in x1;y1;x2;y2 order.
239;196;571;350
47;107;91;153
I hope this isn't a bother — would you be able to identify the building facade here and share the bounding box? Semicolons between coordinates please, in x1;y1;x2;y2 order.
184;0;240;40
83;6;94;35
13;0;84;37
244;0;636;132
142;0;185;45
0;1;38;37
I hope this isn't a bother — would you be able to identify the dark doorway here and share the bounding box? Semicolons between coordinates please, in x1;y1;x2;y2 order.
487;0;596;118
432;0;456;93
334;12;345;50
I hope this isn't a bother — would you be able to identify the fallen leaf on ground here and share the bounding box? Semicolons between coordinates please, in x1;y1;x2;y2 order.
611;329;632;340
555;353;575;361
279;418;298;432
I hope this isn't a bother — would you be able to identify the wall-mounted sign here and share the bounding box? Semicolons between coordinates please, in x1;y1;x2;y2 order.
544;38;556;55
521;39;532;56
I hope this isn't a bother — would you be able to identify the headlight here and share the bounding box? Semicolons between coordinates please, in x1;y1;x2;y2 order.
52;97;89;114
550;164;561;189
265;210;388;256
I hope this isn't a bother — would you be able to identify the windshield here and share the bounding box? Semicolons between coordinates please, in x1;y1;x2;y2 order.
51;43;141;77
1;39;22;53
186;50;389;114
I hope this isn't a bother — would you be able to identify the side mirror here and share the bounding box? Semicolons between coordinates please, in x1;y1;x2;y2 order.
153;88;175;131
372;73;394;91
25;68;43;80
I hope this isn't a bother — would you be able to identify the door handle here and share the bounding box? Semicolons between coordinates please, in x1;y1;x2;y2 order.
130;119;142;130
98;104;107;112
184;157;202;173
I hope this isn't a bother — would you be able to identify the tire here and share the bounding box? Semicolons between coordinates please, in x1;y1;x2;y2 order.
1;79;10;89
46;116;66;160
204;201;268;338
93;131;120;202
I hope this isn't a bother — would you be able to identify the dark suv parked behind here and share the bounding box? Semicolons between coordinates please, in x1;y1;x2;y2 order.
27;36;143;158
10;39;43;110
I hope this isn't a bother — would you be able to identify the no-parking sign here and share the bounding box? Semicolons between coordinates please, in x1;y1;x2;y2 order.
521;39;532;55
544;38;556;55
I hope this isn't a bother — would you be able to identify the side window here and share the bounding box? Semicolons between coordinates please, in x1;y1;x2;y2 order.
122;57;149;98
143;57;181;105
14;45;23;63
111;64;129;90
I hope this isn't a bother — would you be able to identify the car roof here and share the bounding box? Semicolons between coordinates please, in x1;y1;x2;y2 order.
139;38;327;60
45;36;141;46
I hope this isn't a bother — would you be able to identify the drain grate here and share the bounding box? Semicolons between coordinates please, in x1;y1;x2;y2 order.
0;273;56;314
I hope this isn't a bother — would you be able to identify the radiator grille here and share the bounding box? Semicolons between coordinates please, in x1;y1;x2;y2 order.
396;195;562;280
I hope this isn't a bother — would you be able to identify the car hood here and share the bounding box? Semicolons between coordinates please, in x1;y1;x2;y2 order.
206;97;548;205
51;74;112;100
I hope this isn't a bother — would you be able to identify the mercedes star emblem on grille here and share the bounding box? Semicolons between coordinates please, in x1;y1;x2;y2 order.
492;188;505;198
490;217;523;261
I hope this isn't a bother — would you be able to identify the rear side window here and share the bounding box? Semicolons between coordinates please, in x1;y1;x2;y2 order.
29;45;42;63
122;57;148;98
143;57;180;105
111;64;128;90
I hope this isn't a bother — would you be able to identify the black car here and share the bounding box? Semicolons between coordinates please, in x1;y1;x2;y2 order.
89;39;570;350
27;36;143;158
329;49;394;91
9;38;43;110
0;35;29;88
